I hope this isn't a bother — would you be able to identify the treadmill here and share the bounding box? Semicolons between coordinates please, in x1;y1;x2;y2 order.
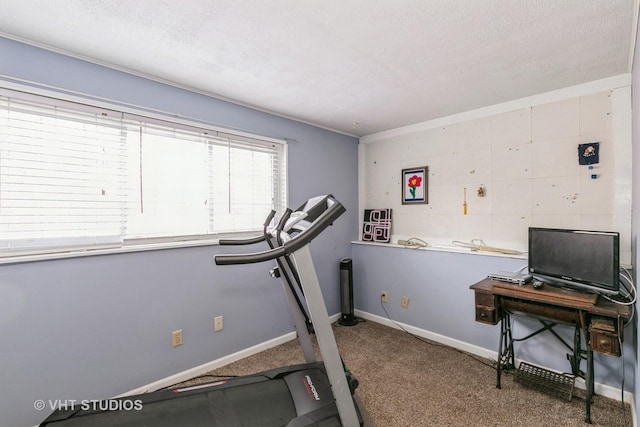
39;195;363;427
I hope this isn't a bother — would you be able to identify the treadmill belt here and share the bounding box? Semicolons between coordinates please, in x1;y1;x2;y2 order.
221;380;298;426
41;379;297;427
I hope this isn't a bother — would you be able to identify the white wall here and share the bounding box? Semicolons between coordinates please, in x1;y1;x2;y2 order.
359;78;633;265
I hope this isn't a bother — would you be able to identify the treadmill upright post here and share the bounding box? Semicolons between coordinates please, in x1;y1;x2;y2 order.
291;245;360;426
274;248;317;364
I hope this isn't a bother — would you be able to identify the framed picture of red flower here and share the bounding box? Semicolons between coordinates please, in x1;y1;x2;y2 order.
402;166;428;204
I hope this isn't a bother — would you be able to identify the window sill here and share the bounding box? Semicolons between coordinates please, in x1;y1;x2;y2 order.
0;238;227;265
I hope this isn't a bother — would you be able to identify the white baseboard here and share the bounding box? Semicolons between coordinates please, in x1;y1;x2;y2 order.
117;312;342;398
355;310;498;361
116;331;298;397
355;309;636;408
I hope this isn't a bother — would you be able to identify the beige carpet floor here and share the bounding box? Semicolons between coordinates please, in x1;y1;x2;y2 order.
176;319;631;426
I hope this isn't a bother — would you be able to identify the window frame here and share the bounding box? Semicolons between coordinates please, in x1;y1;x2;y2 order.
0;84;288;263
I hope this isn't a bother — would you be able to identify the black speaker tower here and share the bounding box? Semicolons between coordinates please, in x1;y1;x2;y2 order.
338;258;358;326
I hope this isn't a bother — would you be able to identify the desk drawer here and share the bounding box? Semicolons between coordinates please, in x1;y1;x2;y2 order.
590;329;621;357
475;293;496;308
475;306;499;325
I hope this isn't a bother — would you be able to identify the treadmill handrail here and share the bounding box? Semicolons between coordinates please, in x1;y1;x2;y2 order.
217;209;277;246
214;197;345;265
275;208;293;233
218;234;266;246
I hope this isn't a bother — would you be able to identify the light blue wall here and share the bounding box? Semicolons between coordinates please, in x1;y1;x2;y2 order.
351;243;635;391
0;37;358;427
352;244;525;344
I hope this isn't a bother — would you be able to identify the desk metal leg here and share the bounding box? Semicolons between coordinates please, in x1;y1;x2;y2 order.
497;313;514;389
585;348;593;424
570;326;581;375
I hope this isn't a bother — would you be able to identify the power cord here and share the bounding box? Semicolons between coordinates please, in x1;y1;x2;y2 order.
397;237;429;248
617;316;629;427
378;296;496;371
599;269;637;329
452;239;524;255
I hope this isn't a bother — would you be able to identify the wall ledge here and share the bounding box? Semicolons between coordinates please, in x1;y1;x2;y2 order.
351;240;527;260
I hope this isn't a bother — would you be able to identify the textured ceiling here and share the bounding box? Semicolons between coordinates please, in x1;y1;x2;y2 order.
0;0;637;136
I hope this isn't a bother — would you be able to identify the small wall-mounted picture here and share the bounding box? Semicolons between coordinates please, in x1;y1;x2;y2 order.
362;209;392;243
402;166;428;204
578;142;600;165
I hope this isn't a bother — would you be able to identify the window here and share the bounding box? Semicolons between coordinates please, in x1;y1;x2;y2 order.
0;89;287;257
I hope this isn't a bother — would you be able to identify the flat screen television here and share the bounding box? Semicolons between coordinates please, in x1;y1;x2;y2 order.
528;227;619;296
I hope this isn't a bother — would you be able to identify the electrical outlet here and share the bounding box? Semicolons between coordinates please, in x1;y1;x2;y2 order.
171;329;183;347
214;315;224;332
380;291;388;303
401;296;410;308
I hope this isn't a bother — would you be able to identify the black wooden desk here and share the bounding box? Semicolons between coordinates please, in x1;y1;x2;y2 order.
470;278;630;424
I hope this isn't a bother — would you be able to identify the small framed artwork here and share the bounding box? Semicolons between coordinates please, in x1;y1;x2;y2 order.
402;166;428;204
578;142;600;165
362;209;392;243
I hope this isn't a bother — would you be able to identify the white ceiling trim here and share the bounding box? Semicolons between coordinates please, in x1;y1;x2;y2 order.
0;32;361;139
360;74;631;144
0;72;291;147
